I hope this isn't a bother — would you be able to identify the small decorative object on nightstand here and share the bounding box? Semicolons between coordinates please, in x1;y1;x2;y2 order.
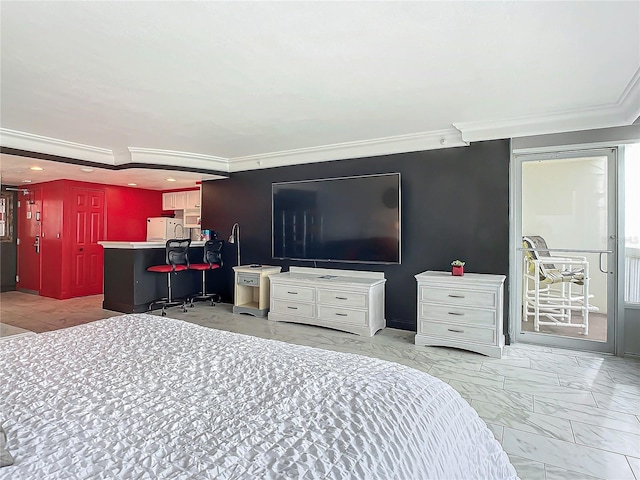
451;260;465;276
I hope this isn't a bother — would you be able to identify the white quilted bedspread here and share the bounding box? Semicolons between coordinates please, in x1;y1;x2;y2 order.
0;314;517;479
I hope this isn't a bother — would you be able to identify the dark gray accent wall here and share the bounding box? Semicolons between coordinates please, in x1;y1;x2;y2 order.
201;140;511;332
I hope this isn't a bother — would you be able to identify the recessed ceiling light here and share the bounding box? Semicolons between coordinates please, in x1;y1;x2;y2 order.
166;178;176;182
29;166;44;171
80;167;94;173
127;183;137;186
22;179;32;183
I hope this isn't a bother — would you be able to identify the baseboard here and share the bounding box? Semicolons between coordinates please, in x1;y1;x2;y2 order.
386;320;416;332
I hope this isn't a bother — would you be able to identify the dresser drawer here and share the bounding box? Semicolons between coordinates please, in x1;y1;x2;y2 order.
419;320;495;344
317;289;367;308
420;286;496;308
317;305;367;325
420;303;496;327
271;300;315;317
272;284;315;302
237;273;260;286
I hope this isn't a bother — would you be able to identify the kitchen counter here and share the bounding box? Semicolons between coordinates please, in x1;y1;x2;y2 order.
100;240;209;313
99;240;205;249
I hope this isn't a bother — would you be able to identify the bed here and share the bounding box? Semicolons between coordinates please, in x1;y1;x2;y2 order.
0;314;518;479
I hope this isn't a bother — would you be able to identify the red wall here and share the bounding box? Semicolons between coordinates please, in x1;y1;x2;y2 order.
103;185;164;241
19;179;163;299
39;182;64;299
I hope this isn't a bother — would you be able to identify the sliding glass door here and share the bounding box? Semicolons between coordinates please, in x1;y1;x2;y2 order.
513;148;617;353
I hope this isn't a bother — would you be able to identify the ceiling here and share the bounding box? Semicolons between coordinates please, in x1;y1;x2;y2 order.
1;1;639;190
0;153;223;191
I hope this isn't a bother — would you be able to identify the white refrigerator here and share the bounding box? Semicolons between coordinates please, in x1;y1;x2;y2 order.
146;217;188;242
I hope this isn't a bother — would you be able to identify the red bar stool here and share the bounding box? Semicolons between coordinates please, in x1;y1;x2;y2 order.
147;238;191;316
188;239;223;306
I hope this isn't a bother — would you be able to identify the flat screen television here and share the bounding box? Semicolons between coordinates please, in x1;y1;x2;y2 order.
272;173;401;264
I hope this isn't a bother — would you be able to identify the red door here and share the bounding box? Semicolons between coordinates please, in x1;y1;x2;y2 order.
71;188;105;297
17;188;42;293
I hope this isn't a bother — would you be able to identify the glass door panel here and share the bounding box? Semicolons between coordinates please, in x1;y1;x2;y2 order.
516;149;616;353
624;144;640;304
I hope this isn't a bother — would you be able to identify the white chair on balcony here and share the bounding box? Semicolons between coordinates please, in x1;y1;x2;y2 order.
522;235;597;335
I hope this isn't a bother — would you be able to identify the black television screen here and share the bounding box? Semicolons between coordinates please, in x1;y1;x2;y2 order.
272;173;401;264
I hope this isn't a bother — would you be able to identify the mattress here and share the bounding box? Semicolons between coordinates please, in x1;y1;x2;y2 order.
0;314;518;479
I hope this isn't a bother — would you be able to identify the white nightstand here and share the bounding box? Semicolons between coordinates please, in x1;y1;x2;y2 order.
232;265;282;317
414;271;506;358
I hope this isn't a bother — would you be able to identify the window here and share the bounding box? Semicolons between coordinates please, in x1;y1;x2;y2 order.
0;193;14;242
624;143;640;303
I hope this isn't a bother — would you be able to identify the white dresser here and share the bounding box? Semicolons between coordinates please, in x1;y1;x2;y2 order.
268;267;386;336
415;271;506;358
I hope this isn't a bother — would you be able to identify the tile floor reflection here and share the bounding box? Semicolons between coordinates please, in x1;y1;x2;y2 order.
1;291;639;479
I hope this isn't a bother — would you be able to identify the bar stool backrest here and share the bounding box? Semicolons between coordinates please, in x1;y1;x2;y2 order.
166;238;191;270
203;239;223;267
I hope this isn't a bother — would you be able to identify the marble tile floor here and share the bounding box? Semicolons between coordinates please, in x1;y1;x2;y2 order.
1;291;639;479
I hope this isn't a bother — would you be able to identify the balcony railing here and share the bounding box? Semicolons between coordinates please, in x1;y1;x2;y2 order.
625;246;640;304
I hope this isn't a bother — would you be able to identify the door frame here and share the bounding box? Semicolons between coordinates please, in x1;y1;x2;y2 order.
16;187;42;294
509;145;622;354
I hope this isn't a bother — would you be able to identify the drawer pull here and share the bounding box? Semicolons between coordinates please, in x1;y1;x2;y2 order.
448;294;465;298
335;296;348;300
287;291;298;295
448;328;465;333
335;313;348;317
448;312;464;316
287;306;298;310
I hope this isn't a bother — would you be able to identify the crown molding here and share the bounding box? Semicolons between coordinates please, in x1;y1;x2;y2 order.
4;69;638;175
229;128;468;172
0;128;114;164
127;147;229;172
0;129;231;173
454;68;640;143
617;66;640;125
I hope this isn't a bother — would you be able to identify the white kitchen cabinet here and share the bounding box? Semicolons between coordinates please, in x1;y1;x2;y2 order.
162;188;200;211
162;191;187;210
185;189;200;209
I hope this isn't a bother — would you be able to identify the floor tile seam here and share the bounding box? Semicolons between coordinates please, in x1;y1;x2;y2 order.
503;427;630;480
502;381;593;399
570;425;640;457
536;364;616;381
624;457;640;480
542;463;606;480
570;418;640;440
567;415;577;444
605;375;640;389
557;377;640;396
476;405;576;443
591;396;640;416
523;377;600;396
480;363;561;385
532;405;640;436
432;362;491;376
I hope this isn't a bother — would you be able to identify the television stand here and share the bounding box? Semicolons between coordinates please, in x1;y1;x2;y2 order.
268;267;386;336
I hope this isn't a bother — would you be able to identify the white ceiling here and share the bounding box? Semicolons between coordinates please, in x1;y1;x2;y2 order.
0;153;223;191
1;1;639;190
